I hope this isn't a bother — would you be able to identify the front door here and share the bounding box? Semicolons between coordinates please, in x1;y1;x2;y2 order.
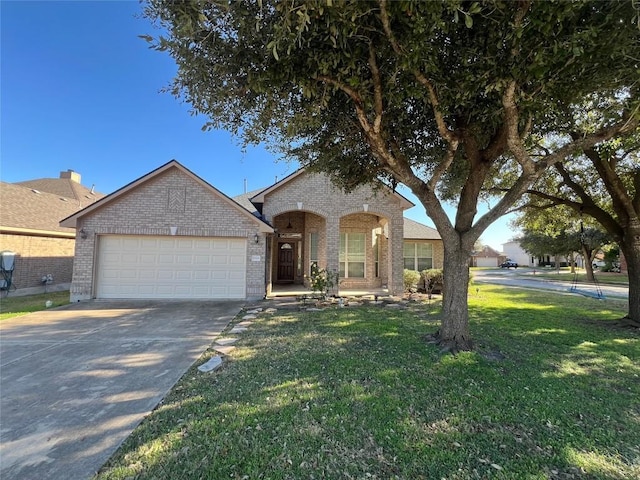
277;242;295;283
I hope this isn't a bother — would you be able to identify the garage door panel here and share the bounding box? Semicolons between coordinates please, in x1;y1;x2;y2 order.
193;271;211;280
194;239;213;250
176;255;193;264
123;238;142;248
97;235;247;299
229;255;245;265
193;255;211;265
176;271;193;281
229;271;244;280
120;270;137;279
139;254;156;264
138;285;155;295
139;270;155;280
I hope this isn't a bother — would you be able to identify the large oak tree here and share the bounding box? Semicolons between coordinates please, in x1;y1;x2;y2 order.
521;127;640;325
144;0;639;351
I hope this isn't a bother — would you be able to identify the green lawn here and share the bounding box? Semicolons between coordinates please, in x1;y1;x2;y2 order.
96;286;638;479
515;268;629;286
0;290;70;320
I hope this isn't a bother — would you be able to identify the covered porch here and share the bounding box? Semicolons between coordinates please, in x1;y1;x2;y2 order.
265;209;403;296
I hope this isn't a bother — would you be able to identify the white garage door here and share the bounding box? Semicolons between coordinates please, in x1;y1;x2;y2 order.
96;235;247;299
476;257;499;267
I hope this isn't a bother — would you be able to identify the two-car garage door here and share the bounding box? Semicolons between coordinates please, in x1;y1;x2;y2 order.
96;235;246;299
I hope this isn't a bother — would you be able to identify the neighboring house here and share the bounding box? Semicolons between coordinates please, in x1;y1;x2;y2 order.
61;160;444;301
471;245;504;267
501;241;534;267
502;240;585;268
0;170;104;294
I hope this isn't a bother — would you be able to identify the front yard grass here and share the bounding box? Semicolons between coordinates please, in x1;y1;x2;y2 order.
0;290;70;321
96;286;639;479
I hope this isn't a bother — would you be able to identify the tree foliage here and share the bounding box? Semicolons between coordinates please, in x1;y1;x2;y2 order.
143;0;640;347
516;119;640;323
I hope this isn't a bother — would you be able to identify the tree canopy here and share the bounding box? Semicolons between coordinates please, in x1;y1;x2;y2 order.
517;123;640;323
144;0;640;349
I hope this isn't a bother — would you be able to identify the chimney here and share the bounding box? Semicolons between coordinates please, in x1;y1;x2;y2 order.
60;169;81;184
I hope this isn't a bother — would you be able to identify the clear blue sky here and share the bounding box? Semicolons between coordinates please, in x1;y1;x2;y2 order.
1;0;517;251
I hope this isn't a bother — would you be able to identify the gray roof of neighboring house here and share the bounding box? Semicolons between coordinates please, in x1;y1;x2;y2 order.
403;217;441;240
472;245;502;257
15;177;102;207
1;176;105;236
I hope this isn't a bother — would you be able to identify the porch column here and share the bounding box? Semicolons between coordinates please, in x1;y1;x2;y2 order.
326;216;340;295
389;216;404;295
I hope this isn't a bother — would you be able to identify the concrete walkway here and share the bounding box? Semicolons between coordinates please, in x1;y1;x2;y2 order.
0;300;242;480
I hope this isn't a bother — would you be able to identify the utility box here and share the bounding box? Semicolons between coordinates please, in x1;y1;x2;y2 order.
0;251;17;290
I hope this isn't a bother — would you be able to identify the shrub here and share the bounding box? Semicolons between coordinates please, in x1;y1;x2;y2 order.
420;268;444;293
308;263;339;298
403;269;420;292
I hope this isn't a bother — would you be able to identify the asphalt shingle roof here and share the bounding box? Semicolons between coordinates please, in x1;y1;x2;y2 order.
403;217;441;240
1;179;105;234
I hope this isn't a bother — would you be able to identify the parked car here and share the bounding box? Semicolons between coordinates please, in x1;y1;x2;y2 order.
592;260;606;269
500;260;518;269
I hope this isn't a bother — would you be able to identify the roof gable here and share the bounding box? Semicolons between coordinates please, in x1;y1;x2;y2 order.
250;169;414;210
60;160;274;232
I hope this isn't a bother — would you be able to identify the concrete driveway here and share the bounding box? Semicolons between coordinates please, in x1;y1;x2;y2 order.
0;300;242;480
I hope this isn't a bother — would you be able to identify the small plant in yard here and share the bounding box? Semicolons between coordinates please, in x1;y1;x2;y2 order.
307;263;339;298
421;268;444;296
403;268;420;292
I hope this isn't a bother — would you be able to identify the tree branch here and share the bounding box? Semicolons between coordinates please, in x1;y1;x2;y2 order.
583;146;636;222
368;42;384;134
525;189;624;240
379;0;457;145
316;74;372;134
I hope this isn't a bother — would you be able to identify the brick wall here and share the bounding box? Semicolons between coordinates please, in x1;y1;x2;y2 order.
70;167;268;301
262;172;407;294
0;233;74;291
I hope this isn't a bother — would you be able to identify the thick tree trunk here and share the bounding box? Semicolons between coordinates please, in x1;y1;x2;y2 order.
620;234;640;326
436;241;474;352
582;245;595;282
569;252;576;274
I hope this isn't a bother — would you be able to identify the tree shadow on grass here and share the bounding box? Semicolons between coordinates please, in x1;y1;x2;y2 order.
96;300;639;480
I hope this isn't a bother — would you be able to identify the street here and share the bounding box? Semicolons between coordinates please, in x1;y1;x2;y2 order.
472;268;629;299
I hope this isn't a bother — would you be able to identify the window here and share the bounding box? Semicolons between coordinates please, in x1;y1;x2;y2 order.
404;242;433;271
309;232;318;275
340;233;365;278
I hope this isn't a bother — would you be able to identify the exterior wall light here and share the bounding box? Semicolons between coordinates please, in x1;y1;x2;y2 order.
254;233;260;244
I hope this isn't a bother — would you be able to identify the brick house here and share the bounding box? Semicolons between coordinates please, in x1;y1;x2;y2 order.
0;170;104;294
61;160;443;301
471;245;505;267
